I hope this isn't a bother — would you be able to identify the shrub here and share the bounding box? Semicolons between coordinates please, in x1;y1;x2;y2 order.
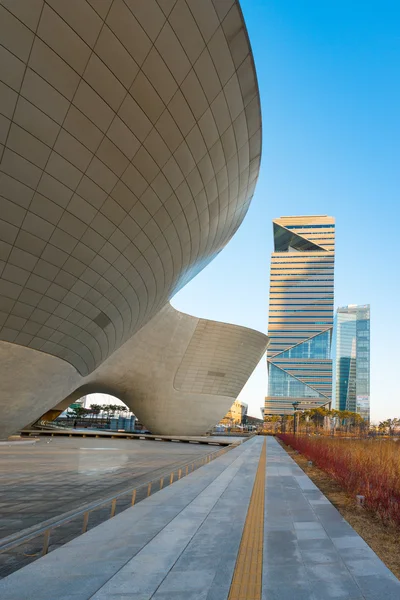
279;434;400;527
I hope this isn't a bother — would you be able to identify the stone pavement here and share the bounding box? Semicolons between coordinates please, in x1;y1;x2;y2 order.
0;436;399;599
0;436;223;539
263;437;400;600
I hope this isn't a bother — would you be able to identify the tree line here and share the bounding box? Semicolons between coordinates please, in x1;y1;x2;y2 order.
67;403;130;422
264;407;400;436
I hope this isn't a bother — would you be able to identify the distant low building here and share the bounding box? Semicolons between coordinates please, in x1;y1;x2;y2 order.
243;415;264;428
71;396;86;409
219;400;248;427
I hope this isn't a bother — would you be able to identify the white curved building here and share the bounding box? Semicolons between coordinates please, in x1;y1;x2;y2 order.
35;304;268;436
0;0;264;437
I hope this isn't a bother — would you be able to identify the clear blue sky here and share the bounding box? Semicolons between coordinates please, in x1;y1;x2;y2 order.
173;0;400;421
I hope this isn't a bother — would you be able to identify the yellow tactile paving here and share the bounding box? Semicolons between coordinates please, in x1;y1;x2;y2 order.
228;439;266;600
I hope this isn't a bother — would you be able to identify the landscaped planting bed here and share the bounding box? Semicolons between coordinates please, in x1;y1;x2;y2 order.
279;434;400;527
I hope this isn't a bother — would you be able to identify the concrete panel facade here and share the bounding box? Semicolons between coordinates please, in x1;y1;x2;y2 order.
0;0;264;437
0;304;268;437
0;0;261;375
85;303;268;435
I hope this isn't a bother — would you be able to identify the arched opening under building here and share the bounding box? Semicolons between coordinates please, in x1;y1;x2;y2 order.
41;394;146;433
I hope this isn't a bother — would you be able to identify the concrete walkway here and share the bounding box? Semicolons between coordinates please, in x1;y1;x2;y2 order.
0;437;399;599
263;437;400;600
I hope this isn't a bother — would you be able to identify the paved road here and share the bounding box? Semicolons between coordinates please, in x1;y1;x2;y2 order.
1;437;399;599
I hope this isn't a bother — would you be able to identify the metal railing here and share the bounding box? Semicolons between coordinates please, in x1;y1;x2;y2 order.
20;429;234;445
0;440;245;571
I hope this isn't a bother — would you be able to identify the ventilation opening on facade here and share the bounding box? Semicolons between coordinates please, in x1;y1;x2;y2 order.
93;312;112;329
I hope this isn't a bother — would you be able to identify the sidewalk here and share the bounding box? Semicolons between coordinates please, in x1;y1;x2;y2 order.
0;436;399;599
263;437;400;600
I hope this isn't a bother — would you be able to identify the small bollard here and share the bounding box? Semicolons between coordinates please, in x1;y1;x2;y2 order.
308;460;313;467
82;511;89;533
131;489;137;506
110;498;117;517
170;472;174;484
42;529;51;556
160;477;164;490
356;494;365;507
185;465;188;476
147;482;152;497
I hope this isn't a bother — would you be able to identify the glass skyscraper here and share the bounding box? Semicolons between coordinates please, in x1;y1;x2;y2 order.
333;305;370;420
265;216;335;415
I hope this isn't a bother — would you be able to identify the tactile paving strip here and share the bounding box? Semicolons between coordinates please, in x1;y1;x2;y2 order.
228;438;266;600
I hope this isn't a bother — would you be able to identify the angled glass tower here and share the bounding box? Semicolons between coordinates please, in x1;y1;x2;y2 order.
333;305;370;420
265;216;335;415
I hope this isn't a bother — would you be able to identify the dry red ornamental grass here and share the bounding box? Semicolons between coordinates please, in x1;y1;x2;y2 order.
279;434;400;527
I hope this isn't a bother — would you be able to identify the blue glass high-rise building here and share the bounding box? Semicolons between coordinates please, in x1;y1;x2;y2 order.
332;305;370;420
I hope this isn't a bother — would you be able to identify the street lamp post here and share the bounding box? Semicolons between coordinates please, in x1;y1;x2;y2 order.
292;401;300;435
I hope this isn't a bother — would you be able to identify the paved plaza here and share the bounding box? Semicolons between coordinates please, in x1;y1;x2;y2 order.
0;436;223;540
1;437;399;599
